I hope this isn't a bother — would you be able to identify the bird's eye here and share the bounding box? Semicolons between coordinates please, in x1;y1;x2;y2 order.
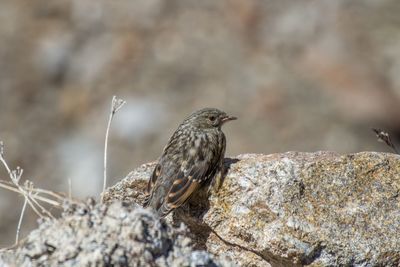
209;115;216;121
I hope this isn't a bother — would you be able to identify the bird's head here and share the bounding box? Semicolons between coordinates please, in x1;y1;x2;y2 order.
185;108;237;130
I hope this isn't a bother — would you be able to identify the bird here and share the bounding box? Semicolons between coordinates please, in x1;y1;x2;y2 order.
143;108;237;217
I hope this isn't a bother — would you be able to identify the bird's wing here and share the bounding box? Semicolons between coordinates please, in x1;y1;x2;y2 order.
143;163;161;207
159;158;217;217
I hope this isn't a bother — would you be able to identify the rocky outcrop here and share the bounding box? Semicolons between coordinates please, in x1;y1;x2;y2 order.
0;200;231;267
2;152;399;266
102;152;400;266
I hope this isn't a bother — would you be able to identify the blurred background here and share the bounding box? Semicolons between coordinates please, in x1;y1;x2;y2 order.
0;0;400;247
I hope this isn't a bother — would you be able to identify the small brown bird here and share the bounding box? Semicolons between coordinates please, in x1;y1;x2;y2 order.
143;108;236;217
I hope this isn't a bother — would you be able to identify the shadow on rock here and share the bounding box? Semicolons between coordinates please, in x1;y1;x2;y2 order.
172;157;240;250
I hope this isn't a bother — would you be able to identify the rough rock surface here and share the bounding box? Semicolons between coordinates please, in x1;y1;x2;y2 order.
0;200;232;267
102;152;400;266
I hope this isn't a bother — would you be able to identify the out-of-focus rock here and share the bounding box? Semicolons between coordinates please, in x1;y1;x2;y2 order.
103;152;400;266
0;201;232;267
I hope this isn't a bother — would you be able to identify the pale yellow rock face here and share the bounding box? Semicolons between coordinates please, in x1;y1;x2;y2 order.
103;152;400;267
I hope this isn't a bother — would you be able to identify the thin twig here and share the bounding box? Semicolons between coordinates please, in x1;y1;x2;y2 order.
0;180;65;199
0;182;61;207
372;128;399;154
31;187;65;200
68;178;72;201
28;193;55;219
23;180;56;219
0;153;42;217
15;198;28;245
0;142;62;221
103;96;126;193
0;144;12;175
23;194;43;218
0;141;68;249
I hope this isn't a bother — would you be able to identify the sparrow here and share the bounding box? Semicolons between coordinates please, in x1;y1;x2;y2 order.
143;108;236;217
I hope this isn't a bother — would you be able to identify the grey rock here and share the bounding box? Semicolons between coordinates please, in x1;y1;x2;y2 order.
102;152;400;266
0;200;232;267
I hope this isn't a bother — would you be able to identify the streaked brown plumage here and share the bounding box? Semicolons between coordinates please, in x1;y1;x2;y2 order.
143;108;236;217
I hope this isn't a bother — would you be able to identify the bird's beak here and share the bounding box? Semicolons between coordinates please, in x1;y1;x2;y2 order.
221;115;237;123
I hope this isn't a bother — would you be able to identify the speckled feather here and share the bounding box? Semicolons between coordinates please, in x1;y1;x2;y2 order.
143;108;236;217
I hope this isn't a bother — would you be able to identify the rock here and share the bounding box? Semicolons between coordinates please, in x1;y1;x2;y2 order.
0;200;232;267
101;152;400;266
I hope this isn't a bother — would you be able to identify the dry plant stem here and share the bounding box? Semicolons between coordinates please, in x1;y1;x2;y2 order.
32;187;65;201
0;155;42;218
1;179;66;200
0;180;64;203
103;106;113;193
103;96;126;194
29;194;55;219
68;178;72;200
16;198;28;244
372;128;399;154
0;181;61;207
0;141;66;248
0;143;60;220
